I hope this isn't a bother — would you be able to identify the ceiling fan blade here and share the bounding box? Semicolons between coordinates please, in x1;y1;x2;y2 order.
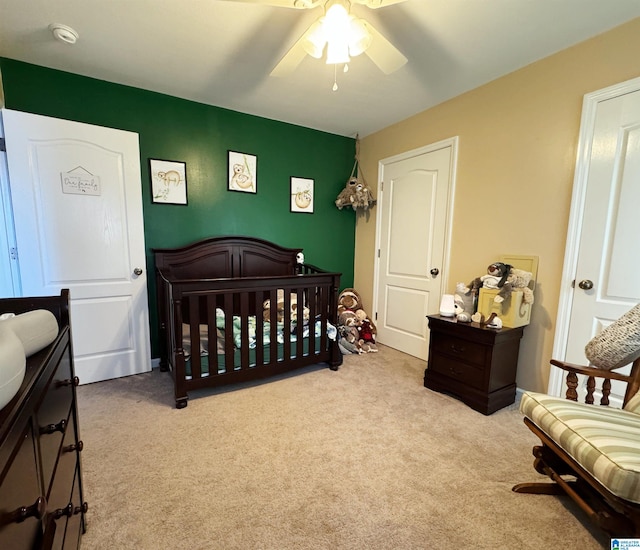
361;20;407;74
352;0;407;8
270;20;322;77
223;0;321;8
270;40;308;77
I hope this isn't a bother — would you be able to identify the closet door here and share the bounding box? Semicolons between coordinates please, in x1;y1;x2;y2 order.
551;78;640;406
2;109;151;384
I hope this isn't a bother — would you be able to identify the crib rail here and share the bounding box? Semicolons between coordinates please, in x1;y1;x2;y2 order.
156;269;341;408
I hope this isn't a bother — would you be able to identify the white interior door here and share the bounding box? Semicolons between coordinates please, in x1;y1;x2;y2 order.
2;109;151;384
375;139;456;359
551;79;640;406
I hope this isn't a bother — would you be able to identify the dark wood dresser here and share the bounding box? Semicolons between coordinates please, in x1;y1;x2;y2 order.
424;314;524;415
0;290;87;549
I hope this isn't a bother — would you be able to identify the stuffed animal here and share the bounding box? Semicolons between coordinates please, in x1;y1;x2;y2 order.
358;338;378;353
471;311;502;329
338;325;363;354
473;262;512;291
263;290;308;323
454;282;476;319
453;295;472;323
335;177;376;211
338;288;363;315
495;268;534;305
354;309;377;341
338;309;358;327
463;262;534;306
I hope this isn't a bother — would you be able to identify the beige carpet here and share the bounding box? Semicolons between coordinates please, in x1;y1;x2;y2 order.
76;345;609;549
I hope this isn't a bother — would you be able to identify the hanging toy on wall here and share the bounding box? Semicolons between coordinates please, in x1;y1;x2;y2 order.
335;135;376;211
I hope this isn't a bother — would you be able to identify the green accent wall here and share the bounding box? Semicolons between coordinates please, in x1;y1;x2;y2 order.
0;58;356;356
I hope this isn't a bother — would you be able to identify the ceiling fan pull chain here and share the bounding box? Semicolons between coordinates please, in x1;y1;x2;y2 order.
333;65;338;91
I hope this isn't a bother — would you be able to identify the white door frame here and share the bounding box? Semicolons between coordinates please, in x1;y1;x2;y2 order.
0;114;21;297
548;76;640;396
373;137;458;329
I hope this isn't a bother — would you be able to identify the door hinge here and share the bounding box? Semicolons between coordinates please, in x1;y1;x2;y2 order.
9;247;18;260
377;249;380;258
0;138;5;152
375;312;378;321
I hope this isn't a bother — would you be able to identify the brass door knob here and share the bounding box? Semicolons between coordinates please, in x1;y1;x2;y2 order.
578;279;594;290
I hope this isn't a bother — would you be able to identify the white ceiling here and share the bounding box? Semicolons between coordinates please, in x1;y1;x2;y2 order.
2;0;640;137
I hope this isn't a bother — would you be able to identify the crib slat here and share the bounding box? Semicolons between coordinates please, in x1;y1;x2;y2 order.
223;292;235;372
207;294;218;377
239;291;250;369
295;287;304;358
268;288;278;365
308;284;317;356
189;295;202;380
283;289;291;362
255;290;265;368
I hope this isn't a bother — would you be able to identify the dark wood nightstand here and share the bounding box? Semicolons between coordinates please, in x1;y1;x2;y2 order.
424;314;524;415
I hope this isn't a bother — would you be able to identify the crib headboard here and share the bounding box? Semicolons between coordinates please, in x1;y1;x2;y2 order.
153;236;302;280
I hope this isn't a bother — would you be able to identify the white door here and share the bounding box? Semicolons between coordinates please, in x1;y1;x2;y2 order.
550;79;640;407
375;139;456;359
2;109;151;384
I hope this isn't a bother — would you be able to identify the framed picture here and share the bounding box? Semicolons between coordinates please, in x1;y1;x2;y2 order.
290;177;314;213
228;151;257;193
149;159;188;205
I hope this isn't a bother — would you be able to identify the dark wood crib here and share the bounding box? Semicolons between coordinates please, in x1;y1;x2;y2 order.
154;236;342;408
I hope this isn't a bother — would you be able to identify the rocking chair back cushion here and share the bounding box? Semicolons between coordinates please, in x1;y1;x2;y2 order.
585;303;640;371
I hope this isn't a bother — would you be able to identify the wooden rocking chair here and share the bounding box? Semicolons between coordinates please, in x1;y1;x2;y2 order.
513;356;640;537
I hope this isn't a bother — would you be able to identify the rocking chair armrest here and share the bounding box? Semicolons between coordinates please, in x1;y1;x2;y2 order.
550;359;632;383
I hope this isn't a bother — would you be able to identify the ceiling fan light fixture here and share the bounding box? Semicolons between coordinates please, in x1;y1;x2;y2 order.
326;38;350;65
302;20;326;58
348;17;372;57
323;0;352;65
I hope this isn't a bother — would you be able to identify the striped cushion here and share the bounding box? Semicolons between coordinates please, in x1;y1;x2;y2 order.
520;391;640;503
624;392;640;415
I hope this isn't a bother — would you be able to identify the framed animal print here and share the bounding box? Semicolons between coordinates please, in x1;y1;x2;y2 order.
290;177;314;213
228;151;257;193
149;158;188;205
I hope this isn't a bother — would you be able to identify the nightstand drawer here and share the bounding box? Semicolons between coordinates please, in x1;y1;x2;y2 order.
429;354;484;389
432;334;487;368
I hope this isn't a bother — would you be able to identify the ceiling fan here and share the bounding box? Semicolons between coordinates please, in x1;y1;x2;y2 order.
232;0;408;77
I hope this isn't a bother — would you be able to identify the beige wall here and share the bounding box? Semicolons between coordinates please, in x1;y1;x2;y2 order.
355;17;640;393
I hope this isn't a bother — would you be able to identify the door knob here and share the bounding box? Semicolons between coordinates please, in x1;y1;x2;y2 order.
133;268;143;276
578;279;593;290
430;268;439;277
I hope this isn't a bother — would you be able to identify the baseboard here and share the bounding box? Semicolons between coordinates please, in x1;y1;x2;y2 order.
515;386;525;405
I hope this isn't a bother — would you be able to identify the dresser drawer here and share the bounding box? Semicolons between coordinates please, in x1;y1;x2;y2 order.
63;466;85;550
0;424;45;550
428;353;485;390
48;411;77;508
37;350;74;494
431;334;488;368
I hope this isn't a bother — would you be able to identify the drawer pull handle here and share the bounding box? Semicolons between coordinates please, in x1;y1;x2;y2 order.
450;344;465;353
40;419;66;435
53;503;74;519
1;496;47;525
448;367;462;376
58;376;80;388
74;502;89;515
64;440;84;453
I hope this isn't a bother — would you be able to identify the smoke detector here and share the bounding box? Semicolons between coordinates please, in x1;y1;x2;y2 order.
49;24;79;45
